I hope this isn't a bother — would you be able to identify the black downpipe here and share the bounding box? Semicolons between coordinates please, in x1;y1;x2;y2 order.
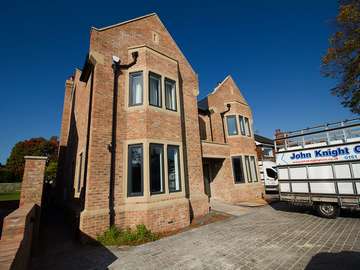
220;104;231;143
109;52;138;227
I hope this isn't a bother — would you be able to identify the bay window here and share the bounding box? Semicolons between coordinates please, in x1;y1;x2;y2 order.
168;145;181;192
239;116;246;136
165;78;177;111
226;115;238;136
149;72;161;107
128;144;143;196
149;144;164;194
129;72;143;106
245;117;251;137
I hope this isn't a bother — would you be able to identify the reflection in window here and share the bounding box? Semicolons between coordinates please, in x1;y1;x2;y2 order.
149;72;161;107
165;78;177;111
150;144;164;194
232;156;245;183
226;116;238;136
129;72;143;106
168;145;181;192
128;144;143;196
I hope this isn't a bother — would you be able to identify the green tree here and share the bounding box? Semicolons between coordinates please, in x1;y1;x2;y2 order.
322;0;360;113
6;137;58;182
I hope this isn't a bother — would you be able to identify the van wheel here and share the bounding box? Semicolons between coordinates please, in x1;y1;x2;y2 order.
315;203;339;219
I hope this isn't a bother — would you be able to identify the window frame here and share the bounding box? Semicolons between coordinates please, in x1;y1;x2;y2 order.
226;115;239;136
149;143;165;195
129;71;144;107
250;156;258;182
167;144;181;193
148;71;162;108
245;117;252;137
239;115;246;136
127;144;144;197
232;156;245;184
245;155;252;183
165;78;177;111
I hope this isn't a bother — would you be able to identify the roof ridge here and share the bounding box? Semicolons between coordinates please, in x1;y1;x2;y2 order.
92;13;157;31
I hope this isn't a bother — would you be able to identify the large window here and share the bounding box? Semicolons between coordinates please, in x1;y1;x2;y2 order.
239;116;246;136
232;156;245;183
128;144;143;196
129;72;143;106
149;72;161;107
149;144;164;194
168;145;181;192
226;115;238;136
165;78;177;111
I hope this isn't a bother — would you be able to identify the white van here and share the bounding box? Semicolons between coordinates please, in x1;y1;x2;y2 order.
259;160;278;192
275;118;360;218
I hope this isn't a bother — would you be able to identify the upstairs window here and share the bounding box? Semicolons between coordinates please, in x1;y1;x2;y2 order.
168;145;181;192
263;147;274;157
244;117;251;137
149;72;161;107
129;72;143;106
226;115;238;136
128;144;143;196
165;78;177;111
149;144;164;194
239;116;246;136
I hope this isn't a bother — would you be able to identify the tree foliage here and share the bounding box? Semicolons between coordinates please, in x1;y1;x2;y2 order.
5;137;59;182
322;0;360;113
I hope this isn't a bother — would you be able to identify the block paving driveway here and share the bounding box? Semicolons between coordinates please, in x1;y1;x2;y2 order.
32;202;360;270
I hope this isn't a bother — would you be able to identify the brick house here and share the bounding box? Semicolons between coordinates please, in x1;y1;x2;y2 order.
57;13;263;238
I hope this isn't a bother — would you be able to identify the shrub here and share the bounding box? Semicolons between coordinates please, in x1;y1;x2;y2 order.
97;224;159;246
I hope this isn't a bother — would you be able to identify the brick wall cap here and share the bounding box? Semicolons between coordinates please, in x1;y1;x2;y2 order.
24;156;48;160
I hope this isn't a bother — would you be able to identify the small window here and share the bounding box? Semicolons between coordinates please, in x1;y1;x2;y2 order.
263;147;274;157
168;145;181;192
239;116;246;136
165;78;177;111
128;144;143;196
129;72;143;106
149;72;161;107
149;144;164;194
245;117;251;136
226;116;238;136
232;156;245;183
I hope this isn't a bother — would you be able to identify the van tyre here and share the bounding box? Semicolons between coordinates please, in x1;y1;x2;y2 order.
315;203;339;219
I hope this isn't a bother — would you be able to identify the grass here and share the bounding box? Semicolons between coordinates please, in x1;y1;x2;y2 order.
97;224;160;246
0;192;20;202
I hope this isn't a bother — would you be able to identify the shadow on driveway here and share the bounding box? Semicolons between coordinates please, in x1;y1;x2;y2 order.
305;251;360;270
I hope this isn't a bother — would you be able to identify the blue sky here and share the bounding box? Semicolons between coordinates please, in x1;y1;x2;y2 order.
0;0;355;163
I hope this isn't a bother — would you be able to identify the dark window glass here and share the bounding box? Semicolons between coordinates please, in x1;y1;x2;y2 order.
226;116;238;136
129;72;143;106
232;156;245;183
128;144;143;196
149;72;161;107
239;116;246;135
165;78;177;111
150;144;164;194
168;145;181;192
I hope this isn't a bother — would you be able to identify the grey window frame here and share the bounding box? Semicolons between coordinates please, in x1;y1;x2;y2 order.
226;115;238;136
250;156;258;182
167;145;181;192
149;72;162;108
149;143;165;195
165;78;177;111
129;71;143;107
245;117;251;137
232;156;245;184
245;155;252;183
127;144;144;197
